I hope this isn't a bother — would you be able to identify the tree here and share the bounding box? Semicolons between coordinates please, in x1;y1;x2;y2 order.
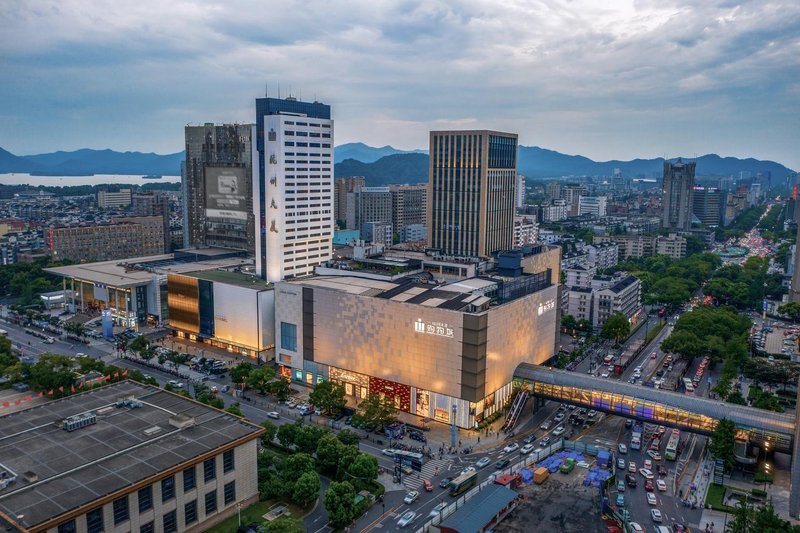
661;330;704;360
267;377;292;401
778;302;800;322
277;423;298;448
283;453;316;481
358;393;397;430
726;497;755;533
247;366;277;395
601;313;630;344
324;481;357;529
128;335;148;353
293;424;327;455
292;471;321;507
260;420;278;446
309;380;347;416
709;418;737;473
266;516;304;533
316;433;346;475
336;445;361;481
726;391;747;405
347;453;378;490
561;314;577;331
229;362;253;386
336;429;360;447
224;402;244;417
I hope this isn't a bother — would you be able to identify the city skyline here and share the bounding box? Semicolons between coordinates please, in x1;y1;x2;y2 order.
2;1;799;169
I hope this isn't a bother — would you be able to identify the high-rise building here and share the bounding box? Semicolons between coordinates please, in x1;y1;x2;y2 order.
516;175;526;208
132;191;171;252
183;123;255;252
46;216;165;263
546;182;561;200
562;183;587;216
355;186;392;231
661;159;696;230
390;184;427;238
427;130;518;257
334;176;365;229
692;186;722;226
578;196;608;217
96;189;132;209
791;223;800;303
253;97;334;281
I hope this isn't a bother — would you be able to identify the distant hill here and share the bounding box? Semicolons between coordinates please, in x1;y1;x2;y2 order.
334;153;429;185
0;147;183;175
334;142;426;164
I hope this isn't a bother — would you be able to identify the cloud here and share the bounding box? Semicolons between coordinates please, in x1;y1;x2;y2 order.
0;0;798;168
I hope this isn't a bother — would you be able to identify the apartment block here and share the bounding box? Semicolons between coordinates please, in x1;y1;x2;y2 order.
334;176;366;229
390;184;427;238
97;189;132;209
514;216;538;248
47;216;165;262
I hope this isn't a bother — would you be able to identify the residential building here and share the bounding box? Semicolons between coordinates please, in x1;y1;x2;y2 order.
564;265;596;288
562;183;588;216
403;224;427;243
96;189;132;209
390;184;427;238
356;187;392;231
692;186;722;226
0;381;263;533
565;286;593;324
655;233;687;259
184;123;255;253
578;196;607;218
539;199;569;223
514;216;538;247
132;191;172;252
253;97;334;282
546;182;561;201
592;274;642;329
661;159;696;230
516;175;526;208
334;176;365;228
586;242;619;270
274;245;560;428
427;130;518;258
594;233;686;260
361;221;393;248
46;216;166;263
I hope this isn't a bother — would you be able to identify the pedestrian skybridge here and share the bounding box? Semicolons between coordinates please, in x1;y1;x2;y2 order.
513;364;796;454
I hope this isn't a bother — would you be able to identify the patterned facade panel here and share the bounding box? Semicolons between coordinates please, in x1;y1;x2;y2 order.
369;376;411;412
167;273;200;334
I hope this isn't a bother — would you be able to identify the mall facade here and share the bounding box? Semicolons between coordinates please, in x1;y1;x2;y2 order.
273;246;560;429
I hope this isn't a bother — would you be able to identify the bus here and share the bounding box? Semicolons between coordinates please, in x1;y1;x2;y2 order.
665;429;680;461
393;450;424;472
449;471;477;496
683;378;694;393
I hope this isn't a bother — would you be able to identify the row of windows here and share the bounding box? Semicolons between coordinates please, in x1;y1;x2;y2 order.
284;141;331;148
283;121;331;128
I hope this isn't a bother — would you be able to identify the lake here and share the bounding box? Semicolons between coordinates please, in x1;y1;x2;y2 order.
0;173;181;187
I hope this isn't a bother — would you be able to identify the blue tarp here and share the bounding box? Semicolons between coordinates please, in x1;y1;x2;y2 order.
539;450;587;473
520;469;533;484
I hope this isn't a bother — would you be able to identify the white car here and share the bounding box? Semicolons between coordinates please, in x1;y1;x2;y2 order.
617;458;626;469
644;459;652;470
540;421;551;430
520;444;535;455
647;450;662;461
286;400;297;408
646;492;657;505
404;491;419;504
628;522;644;533
429;503;446;517
503;443;520;453
618;443;627;454
628;462;636;473
656;479;667;492
587;410;597;418
267;411;280;419
553;425;565;436
461;466;476;476
650;509;662;522
382;449;396;457
639;468;654;480
476;457;491;468
601;372;610;378
398;511;417;528
554;413;565;422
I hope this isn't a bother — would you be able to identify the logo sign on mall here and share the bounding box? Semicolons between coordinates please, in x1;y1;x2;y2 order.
538;299;556;316
414;319;454;338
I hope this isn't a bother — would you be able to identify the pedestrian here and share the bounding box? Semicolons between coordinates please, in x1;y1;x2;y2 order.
477;436;480;444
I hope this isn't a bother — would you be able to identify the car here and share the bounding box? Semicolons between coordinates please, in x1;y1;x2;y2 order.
523;434;536;444
617;479;626;492
628;522;644;533
476;457;491;468
382;449;396;457
644;459;652;470
398;511;416;528
532;448;544;455
618;443;627;454
601;372;610;378
645;480;655;492
656;479;667;491
568;404;577;410
539;437;550;446
651;509;663;522
554;413;565;422
578;408;587;415
559;403;568;410
647;450;662;461
503;443;520;453
617;458;626;469
439;477;453;489
616;493;625;506
657;425;666;435
267;411;280;420
403;491;419;504
651;352;657;359
625;419;633;428
423;480;433;492
286;400;297;408
553;425;565;436
461;466;476;476
639;468;654;480
540;421;551;430
495;459;510;470
625;473;638;487
647;492;657;505
587;410;597;418
429;502;447;517
521;444;535;455
658;464;667;476
628;462;637;473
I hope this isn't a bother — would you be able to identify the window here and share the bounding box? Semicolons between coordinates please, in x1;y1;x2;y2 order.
223;449;235;473
161;475;175;502
139;522;154;533
183;465;196;491
205;490;218;514
138;485;153;512
113;496;129;524
224;481;237;505
86;508;104;533
185;499;198;525
203;457;216;482
57;520;77;533
280;322;297;352
163;510;177;533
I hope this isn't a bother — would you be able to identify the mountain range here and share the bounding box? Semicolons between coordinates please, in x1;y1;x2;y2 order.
0;144;793;185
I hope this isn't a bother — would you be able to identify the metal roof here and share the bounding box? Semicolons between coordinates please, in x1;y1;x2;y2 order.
439;484;518;533
514;364;795;436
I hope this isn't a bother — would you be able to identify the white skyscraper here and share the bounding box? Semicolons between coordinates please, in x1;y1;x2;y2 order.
253;97;334;282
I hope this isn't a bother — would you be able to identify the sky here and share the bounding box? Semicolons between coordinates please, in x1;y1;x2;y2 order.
1;0;799;169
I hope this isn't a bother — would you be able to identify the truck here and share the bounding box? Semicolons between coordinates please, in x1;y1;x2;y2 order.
631;422;643;450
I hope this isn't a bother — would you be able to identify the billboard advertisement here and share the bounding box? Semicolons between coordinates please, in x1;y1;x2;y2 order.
204;166;248;220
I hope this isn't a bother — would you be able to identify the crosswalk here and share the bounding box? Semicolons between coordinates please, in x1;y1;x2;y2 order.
401;459;450;491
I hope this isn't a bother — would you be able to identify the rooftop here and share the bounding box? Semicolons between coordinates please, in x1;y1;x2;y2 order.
184;269;272;290
0;381;262;530
439;484;518;532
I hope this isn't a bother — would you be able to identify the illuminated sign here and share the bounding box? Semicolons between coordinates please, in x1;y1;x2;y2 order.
537;299;556;316
414;319;454;338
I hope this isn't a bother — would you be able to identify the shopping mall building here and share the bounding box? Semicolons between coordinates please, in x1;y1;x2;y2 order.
273;246;560;429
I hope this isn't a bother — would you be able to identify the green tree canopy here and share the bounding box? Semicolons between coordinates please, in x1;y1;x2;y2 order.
324;481;358;529
709;418;737;473
309;380;347;416
601;313;630;344
260;420;278;446
229;362;253;385
358;393;397;430
292;471;321;507
316;433;346;475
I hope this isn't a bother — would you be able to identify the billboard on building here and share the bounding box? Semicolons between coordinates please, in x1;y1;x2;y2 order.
205;166;248;220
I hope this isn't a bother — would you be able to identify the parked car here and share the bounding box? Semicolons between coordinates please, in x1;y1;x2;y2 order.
403;491;419;504
617;458;626;469
461;466;476;476
587;410;597;418
618;443;627;454
616;493;625;506
628;523;644;533
625;473;638;487
628;462;637;473
657;464;667;476
540;421;551;430
644;459;653;470
617;479;625;492
554;413;565;422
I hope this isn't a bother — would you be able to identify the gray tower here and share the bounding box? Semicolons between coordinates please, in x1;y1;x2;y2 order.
661;159;696;231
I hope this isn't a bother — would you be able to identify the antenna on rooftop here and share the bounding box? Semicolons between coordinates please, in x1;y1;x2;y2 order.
265;82;268;97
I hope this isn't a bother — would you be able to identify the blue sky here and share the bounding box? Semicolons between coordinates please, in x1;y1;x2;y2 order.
1;0;799;169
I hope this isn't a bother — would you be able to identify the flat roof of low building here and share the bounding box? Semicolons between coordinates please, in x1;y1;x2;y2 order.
0;381;262;530
44;252;250;288
439;484;518;533
183;269;272;290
